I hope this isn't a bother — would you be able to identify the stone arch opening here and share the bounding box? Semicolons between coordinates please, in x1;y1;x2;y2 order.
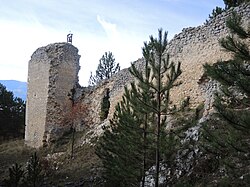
99;88;110;121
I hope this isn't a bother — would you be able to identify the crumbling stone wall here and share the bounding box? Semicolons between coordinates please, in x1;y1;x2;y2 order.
25;43;80;148
80;3;249;127
77;66;135;126
25;4;249;147
167;3;249;107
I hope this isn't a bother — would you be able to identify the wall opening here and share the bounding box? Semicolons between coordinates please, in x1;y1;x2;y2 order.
99;88;110;121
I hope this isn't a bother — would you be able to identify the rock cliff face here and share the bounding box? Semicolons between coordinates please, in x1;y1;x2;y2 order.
25;4;250;148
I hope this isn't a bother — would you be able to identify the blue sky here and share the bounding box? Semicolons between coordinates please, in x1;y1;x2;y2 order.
0;0;225;86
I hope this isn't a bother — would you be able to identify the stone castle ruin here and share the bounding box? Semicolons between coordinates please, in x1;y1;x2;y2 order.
25;4;250;148
25;44;80;148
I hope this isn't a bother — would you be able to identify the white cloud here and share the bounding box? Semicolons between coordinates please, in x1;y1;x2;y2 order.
75;15;143;86
96;15;143;65
97;15;119;41
0;1;223;87
0;19;67;81
0;16;143;87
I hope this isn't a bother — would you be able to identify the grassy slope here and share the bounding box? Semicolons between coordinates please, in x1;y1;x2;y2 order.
0;131;102;185
0;139;35;181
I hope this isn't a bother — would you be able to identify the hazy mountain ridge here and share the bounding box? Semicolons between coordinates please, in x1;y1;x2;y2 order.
0;80;27;101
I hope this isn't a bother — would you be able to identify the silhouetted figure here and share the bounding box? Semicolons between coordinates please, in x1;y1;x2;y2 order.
67;33;73;43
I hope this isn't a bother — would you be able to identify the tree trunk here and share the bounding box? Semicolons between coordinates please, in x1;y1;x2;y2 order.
155;54;162;187
142;114;148;187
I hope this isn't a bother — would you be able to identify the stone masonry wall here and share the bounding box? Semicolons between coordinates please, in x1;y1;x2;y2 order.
25;43;80;148
79;3;250;128
167;3;249;107
25;47;50;148
25;4;249;147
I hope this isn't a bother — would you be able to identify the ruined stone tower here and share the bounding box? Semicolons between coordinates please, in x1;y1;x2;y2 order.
25;43;80;148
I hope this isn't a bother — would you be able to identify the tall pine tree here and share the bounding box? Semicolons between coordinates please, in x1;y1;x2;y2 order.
89;51;120;86
202;11;250;185
96;92;145;186
96;29;182;187
133;29;181;187
96;55;155;186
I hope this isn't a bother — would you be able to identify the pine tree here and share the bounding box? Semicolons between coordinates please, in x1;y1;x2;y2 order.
206;0;250;24
223;0;249;9
24;152;44;187
89;51;120;86
5;163;25;187
125;43;158;186
133;29;181;187
96;53;155;186
97;29;182;187
202;12;250;185
96;93;145;186
206;6;224;23
0;83;25;139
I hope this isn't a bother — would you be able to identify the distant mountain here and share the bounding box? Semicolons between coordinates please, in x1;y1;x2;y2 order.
0;80;27;101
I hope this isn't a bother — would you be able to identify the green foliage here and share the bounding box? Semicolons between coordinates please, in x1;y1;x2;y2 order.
223;0;249;9
205;6;224;24
0;83;25;139
89;51;120;86
4;152;44;187
96;95;144;186
206;0;249;24
97;29;183;187
128;59;155;186
99;89;110;121
202;12;250;185
5;163;24;187
24;152;44;187
0;137;102;186
208;6;224;20
138;29;181;187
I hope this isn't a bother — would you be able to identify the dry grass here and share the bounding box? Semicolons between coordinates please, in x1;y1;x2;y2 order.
0;131;102;185
46;130;102;184
48;143;101;184
0;139;35;181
